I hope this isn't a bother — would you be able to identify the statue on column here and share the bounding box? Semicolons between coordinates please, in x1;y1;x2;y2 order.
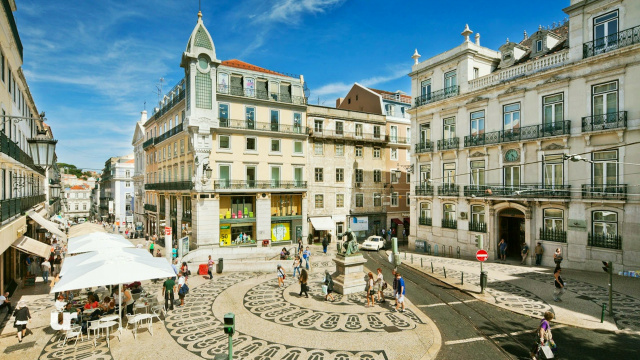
337;228;359;256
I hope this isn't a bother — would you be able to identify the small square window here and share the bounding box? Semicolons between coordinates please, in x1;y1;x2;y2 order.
315;194;324;209
219;135;230;149
271;139;281;152
246;137;257;151
355;193;364;208
336;194;344;208
374;170;381;183
336;168;344;182
294;141;303;154
335;144;344;156
355;146;363;157
315;168;324;182
314;142;323;155
373;148;380;158
390;148;398;160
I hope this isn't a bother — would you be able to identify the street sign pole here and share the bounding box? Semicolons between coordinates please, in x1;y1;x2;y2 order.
476;249;488;294
165;226;172;264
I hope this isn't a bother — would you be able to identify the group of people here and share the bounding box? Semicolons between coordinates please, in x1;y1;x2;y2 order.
163;262;189;311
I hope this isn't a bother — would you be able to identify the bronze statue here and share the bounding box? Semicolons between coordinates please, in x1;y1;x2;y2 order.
337;228;359;256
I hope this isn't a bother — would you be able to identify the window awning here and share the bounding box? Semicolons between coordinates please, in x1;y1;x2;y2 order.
391;218;403;225
27;210;66;239
12;236;51;259
309;217;334;231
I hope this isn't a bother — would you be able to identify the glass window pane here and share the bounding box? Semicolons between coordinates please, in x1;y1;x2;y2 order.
606;92;617;113
593;151;617;161
544;209;563;218
554;103;563;121
606;163;617;184
593;95;604;115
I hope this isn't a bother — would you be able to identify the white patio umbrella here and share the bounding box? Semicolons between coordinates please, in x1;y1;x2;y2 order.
59;248;153;277
52;251;175;331
67;233;134;254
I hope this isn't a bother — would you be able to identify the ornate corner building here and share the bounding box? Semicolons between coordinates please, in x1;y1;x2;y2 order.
408;0;640;271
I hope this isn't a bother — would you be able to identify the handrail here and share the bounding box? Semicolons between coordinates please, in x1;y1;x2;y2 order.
414;86;459;107
583;25;640;58
464;120;571;147
219;118;307;135
581;111;626;132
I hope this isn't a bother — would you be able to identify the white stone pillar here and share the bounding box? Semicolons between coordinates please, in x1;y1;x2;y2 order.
194;195;219;247
256;194;271;244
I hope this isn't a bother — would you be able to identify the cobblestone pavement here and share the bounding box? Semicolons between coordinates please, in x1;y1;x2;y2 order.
401;252;640;331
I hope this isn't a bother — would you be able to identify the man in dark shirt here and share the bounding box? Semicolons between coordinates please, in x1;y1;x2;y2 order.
394;273;406;313
163;277;176;311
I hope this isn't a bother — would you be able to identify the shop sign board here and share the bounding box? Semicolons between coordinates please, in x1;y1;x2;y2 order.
350;216;369;231
220;225;231;246
271;222;290;242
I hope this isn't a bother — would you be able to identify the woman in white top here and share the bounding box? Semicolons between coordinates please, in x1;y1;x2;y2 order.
177;272;187;306
54;294;66;312
375;268;385;303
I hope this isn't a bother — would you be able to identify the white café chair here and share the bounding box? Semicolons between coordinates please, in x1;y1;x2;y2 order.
50;311;64;342
61;324;83;347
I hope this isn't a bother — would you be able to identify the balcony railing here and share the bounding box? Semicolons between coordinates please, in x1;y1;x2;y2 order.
154;123;184;145
414;184;434;196
418;217;432;226
588;233;622;250
1;194;46;221
217;85;307;105
583;25;640;58
219;118;308;136
463;184;571;199
437;137;459;151
144;181;193;191
438;184;459;197
214;180;307;190
442;218;457;229
469;221;486;233
311;129;387;143
380;92;411;105
581;111;627;132
539;228;567;243
414;86;460;107
581;184;627;200
388;136;410;144
142;138;155;150
464;121;571;147
149;80;185;121
415;141;434;153
144;204;157;212
0;131;44;175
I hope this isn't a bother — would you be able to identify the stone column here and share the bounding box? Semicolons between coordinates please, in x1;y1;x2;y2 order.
256;194;271;244
301;193;308;240
193;194;219;247
176;195;182;243
165;194;171;264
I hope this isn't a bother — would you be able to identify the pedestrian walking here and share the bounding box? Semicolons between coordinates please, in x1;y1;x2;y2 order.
177;272;188;307
553;266;565;302
394;272;406;312
299;269;309;298
53;255;62;277
171;259;179;280
521;242;530;265
277;265;286;288
293;256;301;278
402;228;407;242
297;238;303;254
149;240;155;256
163;276;176;311
391;269;398;306
13;300;31;343
41;259;51;283
303;247;311;270
366;272;375;307
381;228;385;237
535;242;544;266
25;255;33;276
375;268;385;303
322;236;328;254
0;292;12;316
172;246;178;259
323;270;335;301
530;311;556;360
499;238;507;261
207;255;215;280
553;248;563;266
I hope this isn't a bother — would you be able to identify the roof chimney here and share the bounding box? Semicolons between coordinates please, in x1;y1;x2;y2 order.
523;30;528;41
140;110;148;123
475;33;480;46
336;98;344;107
461;24;473;42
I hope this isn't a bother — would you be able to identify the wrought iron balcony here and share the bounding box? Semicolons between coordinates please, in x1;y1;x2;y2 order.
438;184;459;197
388;136;410;145
442;218;457;229
149;80;185;122
418;217;432;226
583;25;640;59
464;121;571;147
437;137;459;151
310;129;387;143
463;184;571;199
588;233;622;250
0;131;45;175
144;204;157;212
581;184;627;200
154;123;184;145
219;118;308;136
539;228;567;243
414;141;434;153
414;86;460;107
414;184;434;196
144;181;193;191
143;138;155;150
581;111;627;132
214;180;307;191
469;221;486;233
217;85;307;105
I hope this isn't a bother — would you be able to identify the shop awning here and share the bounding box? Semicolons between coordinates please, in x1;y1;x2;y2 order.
403;218;410;224
391;218;403;225
12;236;51;259
309;217;334;231
27;210;66;239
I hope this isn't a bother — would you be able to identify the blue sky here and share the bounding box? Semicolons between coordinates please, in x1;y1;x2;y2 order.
16;0;568;170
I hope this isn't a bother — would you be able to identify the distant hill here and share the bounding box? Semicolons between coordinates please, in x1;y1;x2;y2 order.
58;163;94;180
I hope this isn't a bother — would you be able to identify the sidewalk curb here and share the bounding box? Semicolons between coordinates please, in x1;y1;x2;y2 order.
389;250;622;332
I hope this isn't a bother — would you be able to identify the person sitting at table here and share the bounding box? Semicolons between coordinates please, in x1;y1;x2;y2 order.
130;283;142;294
54;294;67;312
83;294;100;310
101;296;116;315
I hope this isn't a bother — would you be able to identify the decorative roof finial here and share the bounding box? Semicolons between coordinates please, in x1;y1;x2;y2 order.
412;49;421;65
461;24;473;42
539;24;542;31
506;37;510;43
523;30;528;40
198;10;202;20
475;33;480;46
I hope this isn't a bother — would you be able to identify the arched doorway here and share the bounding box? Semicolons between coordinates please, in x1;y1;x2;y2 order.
498;208;525;259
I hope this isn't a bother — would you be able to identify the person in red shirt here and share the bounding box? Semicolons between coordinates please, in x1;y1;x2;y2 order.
83;295;99;310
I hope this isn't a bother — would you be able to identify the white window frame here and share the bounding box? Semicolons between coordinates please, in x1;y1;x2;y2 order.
391;192;399;207
246;136;257;152
270;139;281;153
219;135;231;150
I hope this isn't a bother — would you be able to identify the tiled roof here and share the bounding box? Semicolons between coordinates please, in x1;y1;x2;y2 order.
124;159;135;164
70;185;89;190
368;88;412;102
221;59;291;78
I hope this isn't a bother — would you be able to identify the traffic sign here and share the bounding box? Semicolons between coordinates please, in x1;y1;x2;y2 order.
476;249;488;262
165;226;172;236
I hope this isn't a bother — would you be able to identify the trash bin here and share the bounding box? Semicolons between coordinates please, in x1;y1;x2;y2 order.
216;258;223;274
480;271;488;291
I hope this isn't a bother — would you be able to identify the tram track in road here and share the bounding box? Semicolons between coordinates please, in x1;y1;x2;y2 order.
365;250;535;360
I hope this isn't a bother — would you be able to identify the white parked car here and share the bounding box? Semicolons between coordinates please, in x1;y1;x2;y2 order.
361;236;385;251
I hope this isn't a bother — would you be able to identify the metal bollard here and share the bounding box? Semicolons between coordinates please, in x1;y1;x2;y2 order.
601;304;606;323
431;262;434;273
404;252;407;260
449;246;453;258
421;258;423;268
461;272;464;285
444;267;447;278
411;254;413;264
457;246;461;259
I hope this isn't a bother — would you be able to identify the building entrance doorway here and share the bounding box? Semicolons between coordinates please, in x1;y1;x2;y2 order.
498;208;525;259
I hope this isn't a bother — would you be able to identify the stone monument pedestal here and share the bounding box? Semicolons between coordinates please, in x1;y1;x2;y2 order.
332;254;366;295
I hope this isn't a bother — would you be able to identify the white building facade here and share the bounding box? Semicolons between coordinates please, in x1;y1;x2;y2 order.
409;0;640;271
132;111;147;236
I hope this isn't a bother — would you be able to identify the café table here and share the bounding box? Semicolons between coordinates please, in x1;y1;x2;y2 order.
92;320;118;348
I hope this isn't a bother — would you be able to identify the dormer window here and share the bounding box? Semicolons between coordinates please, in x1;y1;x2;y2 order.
536;40;542;52
503;53;512;60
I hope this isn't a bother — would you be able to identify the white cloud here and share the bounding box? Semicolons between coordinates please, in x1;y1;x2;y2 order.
311;66;409;99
